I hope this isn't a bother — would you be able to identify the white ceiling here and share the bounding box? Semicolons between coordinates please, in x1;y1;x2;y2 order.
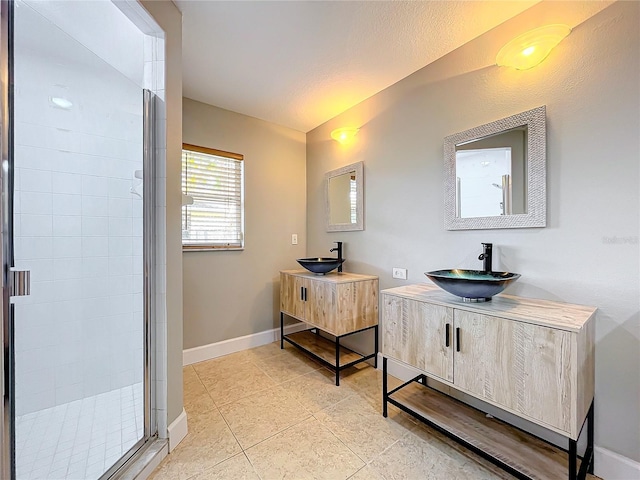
177;1;540;132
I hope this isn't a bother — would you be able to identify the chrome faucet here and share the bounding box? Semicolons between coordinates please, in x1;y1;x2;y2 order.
330;241;343;273
478;243;493;273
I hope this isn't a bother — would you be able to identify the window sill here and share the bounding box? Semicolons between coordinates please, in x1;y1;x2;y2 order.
182;246;244;252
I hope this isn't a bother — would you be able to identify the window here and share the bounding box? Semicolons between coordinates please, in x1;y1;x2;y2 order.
350;175;357;224
182;143;244;250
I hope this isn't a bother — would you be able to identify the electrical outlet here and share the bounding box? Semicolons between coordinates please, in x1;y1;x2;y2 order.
392;267;407;280
291;234;298;245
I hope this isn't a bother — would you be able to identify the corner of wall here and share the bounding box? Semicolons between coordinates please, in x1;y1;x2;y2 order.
140;0;184;431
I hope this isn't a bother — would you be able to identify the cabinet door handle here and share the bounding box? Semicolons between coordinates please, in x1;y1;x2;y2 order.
445;323;450;347
456;327;461;352
300;286;304;301
303;287;307;301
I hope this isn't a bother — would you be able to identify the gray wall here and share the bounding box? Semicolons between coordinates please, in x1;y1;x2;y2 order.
140;0;184;429
306;1;639;463
182;98;306;349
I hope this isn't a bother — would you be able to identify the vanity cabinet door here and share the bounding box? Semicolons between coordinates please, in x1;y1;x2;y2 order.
306;279;379;336
332;280;378;336
280;273;306;320
305;278;334;332
382;295;453;382
454;310;573;433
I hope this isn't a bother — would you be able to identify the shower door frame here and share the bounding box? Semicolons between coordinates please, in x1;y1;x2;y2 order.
0;1;159;478
0;0;12;478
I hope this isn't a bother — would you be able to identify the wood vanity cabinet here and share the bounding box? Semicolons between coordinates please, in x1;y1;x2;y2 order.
280;270;378;337
280;270;379;385
382;284;596;480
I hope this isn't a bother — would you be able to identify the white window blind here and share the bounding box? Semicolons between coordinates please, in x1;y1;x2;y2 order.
182;144;244;249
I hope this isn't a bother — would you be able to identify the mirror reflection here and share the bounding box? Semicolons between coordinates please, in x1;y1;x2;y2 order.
455;126;527;218
325;161;364;232
328;171;357;224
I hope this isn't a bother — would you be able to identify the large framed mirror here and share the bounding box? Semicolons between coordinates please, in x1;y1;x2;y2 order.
444;106;546;230
325;161;364;232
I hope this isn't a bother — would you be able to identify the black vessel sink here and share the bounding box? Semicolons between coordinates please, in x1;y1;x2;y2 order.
297;257;345;275
425;269;521;302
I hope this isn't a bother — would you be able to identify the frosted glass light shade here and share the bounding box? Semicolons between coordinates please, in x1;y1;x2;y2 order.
496;24;571;70
331;127;359;144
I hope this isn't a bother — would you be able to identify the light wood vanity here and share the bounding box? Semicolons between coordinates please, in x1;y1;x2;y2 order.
381;283;596;480
280;270;379;385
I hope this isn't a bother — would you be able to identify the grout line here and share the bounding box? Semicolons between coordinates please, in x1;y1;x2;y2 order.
241;450;264;480
180;451;244;480
16;383;144;479
216;410;245;451
346;464;368;479
215;383;314;450
185;364;210;394
308;414;367;470
237;413;314;452
269;379;320;418
209;381;277;410
200;381;244;453
366;433;405;465
248;352;323;387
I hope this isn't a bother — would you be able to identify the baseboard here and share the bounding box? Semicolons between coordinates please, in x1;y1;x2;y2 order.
595;446;640;479
167;409;188;452
183;322;310;366
377;354;640;479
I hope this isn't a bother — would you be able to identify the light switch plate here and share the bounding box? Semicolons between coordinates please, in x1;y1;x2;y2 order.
291;234;298;245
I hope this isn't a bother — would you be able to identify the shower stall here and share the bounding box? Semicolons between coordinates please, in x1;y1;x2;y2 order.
0;1;167;478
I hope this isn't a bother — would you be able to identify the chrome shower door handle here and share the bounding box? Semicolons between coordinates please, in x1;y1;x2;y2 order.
10;269;30;297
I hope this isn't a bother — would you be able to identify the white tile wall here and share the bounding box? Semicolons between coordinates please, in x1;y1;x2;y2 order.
13;2;145;418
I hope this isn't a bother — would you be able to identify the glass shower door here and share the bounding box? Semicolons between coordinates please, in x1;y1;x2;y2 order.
7;1;151;478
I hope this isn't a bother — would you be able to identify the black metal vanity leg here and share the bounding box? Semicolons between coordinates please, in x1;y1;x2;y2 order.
280;312;284;349
335;336;340;386
588;401;595;474
382;357;388;418
569;439;577;480
374;325;379;368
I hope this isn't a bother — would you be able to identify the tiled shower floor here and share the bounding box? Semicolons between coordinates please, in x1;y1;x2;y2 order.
16;383;144;480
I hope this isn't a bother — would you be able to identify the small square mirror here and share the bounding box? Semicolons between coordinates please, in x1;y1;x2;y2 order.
444;106;546;230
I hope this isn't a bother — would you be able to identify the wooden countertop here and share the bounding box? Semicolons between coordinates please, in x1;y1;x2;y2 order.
381;283;596;333
280;269;378;283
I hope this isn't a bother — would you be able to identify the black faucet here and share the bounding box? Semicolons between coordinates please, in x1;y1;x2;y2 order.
478;243;492;273
330;241;343;273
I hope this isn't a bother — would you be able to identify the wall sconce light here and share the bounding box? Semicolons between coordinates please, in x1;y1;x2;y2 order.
331;127;359;145
496;24;571;70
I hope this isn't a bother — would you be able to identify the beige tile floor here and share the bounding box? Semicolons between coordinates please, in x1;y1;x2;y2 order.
150;342;598;480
